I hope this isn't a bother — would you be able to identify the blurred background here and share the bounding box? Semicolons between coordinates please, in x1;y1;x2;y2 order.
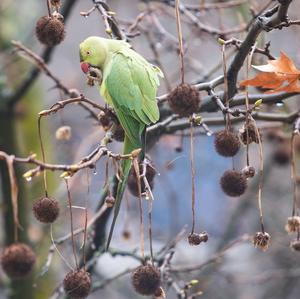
0;0;300;298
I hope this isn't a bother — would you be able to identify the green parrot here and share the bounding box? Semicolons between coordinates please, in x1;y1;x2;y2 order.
79;36;163;249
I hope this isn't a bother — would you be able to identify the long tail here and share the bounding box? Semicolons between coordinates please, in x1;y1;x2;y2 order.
106;135;139;250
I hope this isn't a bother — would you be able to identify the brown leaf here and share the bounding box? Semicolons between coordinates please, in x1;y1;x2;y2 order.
240;52;300;94
253;52;300;75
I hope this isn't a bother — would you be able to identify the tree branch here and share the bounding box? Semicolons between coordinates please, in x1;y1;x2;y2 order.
227;0;293;99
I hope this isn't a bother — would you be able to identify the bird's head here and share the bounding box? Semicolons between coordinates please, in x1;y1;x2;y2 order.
79;36;108;74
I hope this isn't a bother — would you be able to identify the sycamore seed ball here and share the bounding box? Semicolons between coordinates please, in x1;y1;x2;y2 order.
188;232;208;246
127;163;156;197
220;170;247;197
214;130;240;157
33;197;60;223
35;14;65;47
131;265;161;296
167;83;200;117
63;270;91;298
239;122;259;145
285;216;300;233
253;232;270;251
1;243;36;279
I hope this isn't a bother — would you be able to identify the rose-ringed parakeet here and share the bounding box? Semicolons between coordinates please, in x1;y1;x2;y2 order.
79;36;163;249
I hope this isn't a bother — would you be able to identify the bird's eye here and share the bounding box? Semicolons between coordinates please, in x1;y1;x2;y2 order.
86;51;90;55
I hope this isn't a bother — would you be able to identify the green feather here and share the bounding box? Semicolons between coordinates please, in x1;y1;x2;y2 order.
104;50;161;126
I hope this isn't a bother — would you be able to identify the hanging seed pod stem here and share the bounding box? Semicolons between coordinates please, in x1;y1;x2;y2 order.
222;44;229;109
175;0;184;84
291;132;298;217
133;158;145;260
65;179;78;269
245;49;251;166
252;117;265;233
148;199;154;264
221;44;232;132
245;43;257;167
38;116;49;198
82;169;90;270
46;0;51;17
50;224;74;270
190;118;196;234
140;160;155;264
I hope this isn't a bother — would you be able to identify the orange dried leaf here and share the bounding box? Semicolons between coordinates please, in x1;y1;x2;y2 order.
253;52;300;74
240;72;283;89
266;78;300;93
239;52;300;94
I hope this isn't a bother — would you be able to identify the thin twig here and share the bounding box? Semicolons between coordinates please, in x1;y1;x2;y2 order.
38;116;48;197
65;179;79;269
190;120;196;234
291;117;300;216
175;0;185;84
251;117;265;233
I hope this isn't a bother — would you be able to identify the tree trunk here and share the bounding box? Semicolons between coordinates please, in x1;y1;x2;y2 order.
0;108;34;299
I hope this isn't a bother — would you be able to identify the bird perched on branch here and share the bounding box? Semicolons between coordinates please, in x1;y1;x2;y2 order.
79;36;163;249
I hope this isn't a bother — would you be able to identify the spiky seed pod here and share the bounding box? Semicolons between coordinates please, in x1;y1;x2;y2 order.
285;216;300;233
35;14;65;47
63;270;91;298
1;243;36;279
273;145;290;165
290;240;300;251
253;232;270;251
105;195;115;208
188;232;208;246
242;166;256;178
55;126;72;141
188;233;201;245
239;122;259;145
131;265;161;296
214;130;240;157
127;163;156;197
220;170;247;197
167;83;200;117
112;124;125;142
33;197;59;223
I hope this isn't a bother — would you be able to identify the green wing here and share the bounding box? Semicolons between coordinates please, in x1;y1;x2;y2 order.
103;49;162;249
105;49;162;147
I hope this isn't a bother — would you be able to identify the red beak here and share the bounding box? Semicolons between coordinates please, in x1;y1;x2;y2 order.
80;62;90;74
